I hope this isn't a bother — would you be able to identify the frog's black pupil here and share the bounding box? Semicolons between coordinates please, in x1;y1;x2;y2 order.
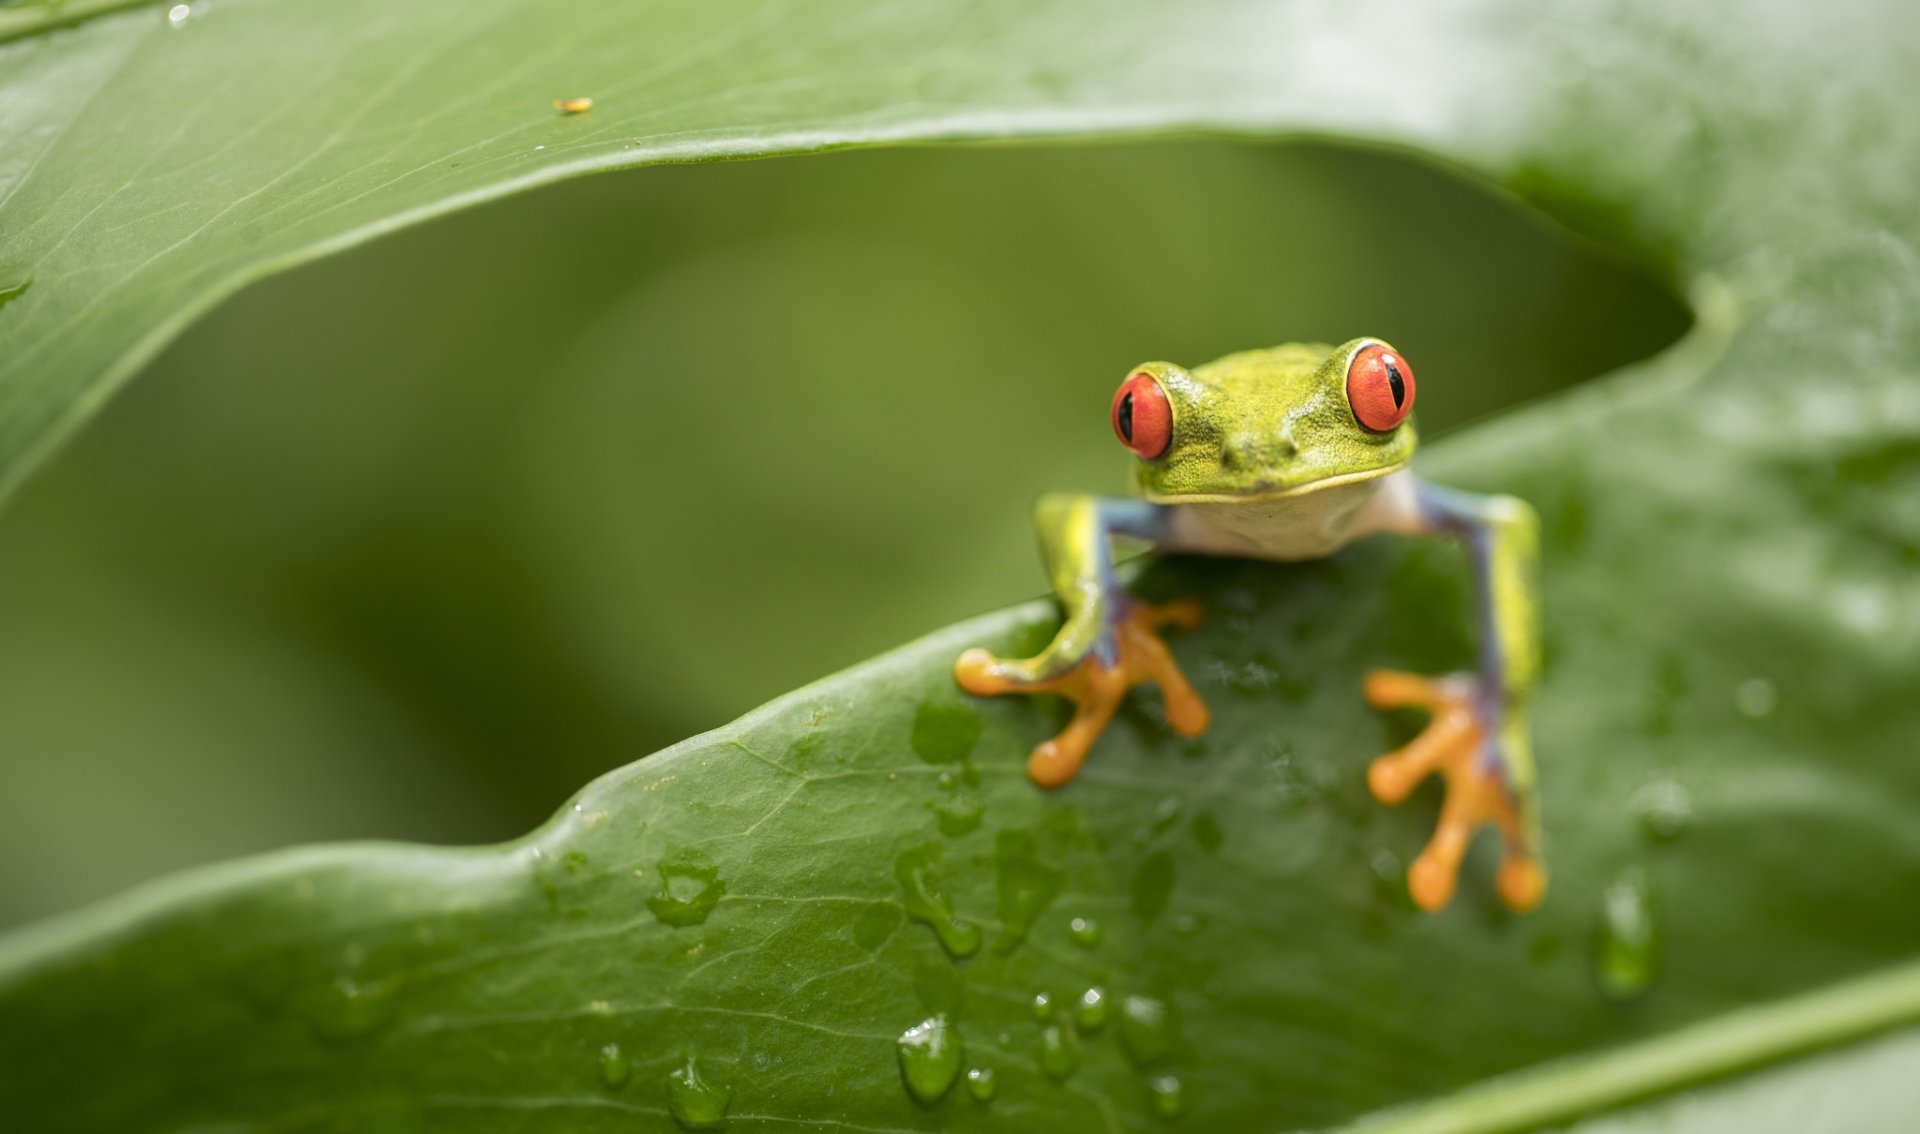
1118;391;1135;441
1384;359;1406;408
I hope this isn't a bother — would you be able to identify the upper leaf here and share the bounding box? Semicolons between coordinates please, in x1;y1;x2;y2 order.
2;1;1918;1132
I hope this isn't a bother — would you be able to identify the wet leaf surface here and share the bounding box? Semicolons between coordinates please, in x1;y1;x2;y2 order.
3;0;1919;1131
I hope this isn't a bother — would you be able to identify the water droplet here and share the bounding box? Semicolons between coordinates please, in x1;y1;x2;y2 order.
1131;852;1175;926
1735;677;1777;719
896;1014;964;1104
895;844;981;959
647;849;726;927
911;699;982;765
965;1065;996;1101
1068;916;1103;948
0;278;30;313
1036;1021;1080;1080
1118;994;1175;1067
1190;811;1223;854
166;3;191;29
599;1042;631;1088
1630;778;1692;842
993;830;1063;952
929;794;984;837
667;1055;732;1130
1030;991;1054;1020
1594;868;1659;1001
1074;986;1109;1032
851;902;900;951
787;731;828;767
1150;796;1185;838
305;975;397;1041
1149;1073;1185;1118
1369;848;1409;903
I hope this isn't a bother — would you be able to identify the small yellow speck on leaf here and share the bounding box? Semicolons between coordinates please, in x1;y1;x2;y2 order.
554;96;593;114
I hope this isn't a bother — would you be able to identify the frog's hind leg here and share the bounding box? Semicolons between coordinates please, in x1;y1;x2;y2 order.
955;494;1208;788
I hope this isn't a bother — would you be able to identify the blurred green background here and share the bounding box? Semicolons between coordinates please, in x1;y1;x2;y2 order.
0;139;1687;929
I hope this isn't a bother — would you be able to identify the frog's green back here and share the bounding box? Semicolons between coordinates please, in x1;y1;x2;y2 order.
1130;338;1418;501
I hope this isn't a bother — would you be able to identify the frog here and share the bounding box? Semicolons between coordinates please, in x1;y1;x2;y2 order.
954;339;1544;913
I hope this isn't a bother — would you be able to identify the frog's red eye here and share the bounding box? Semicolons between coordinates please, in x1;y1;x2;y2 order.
1111;372;1172;459
1346;343;1416;433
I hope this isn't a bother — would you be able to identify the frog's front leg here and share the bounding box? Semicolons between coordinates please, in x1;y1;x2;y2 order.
955;494;1208;788
1364;477;1545;913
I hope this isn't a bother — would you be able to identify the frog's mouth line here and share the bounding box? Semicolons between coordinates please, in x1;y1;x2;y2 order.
1141;461;1406;505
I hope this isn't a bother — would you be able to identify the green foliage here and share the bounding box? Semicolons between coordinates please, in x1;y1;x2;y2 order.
1;1;1918;1132
0;138;1681;925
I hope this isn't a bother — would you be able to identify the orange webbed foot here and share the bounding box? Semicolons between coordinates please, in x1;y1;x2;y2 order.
1364;670;1544;913
956;599;1208;789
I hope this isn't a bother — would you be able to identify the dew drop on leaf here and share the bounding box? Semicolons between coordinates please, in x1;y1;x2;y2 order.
993;830;1063;952
1074;986;1109;1032
850;901;899;951
667;1054;732;1130
1630;778;1692;843
1118;994;1175;1067
894;843;982;959
1036;1021;1080;1081
1068;916;1103;948
929;793;984;837
1149;795;1185;839
1030;990;1054;1020
646;849;726;928
910;699;982;765
1734;676;1777;718
1594;867;1659;1001
896;1014;964;1104
599;1041;631;1088
304;974;397;1042
965;1065;996;1101
1149;1073;1186;1118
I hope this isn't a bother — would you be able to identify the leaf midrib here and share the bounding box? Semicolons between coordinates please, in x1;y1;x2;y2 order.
1336;956;1920;1134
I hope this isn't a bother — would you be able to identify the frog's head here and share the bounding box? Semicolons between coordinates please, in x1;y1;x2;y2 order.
1114;337;1418;501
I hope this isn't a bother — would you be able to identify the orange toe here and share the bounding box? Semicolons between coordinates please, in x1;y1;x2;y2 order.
1407;854;1459;913
954;599;1209;790
1498;857;1547;911
1028;740;1086;789
1365;671;1541;913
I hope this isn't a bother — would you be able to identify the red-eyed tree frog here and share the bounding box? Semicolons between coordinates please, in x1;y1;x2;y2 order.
955;340;1544;913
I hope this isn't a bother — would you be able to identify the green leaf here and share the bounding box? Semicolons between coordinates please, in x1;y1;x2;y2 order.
3;0;1919;1132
